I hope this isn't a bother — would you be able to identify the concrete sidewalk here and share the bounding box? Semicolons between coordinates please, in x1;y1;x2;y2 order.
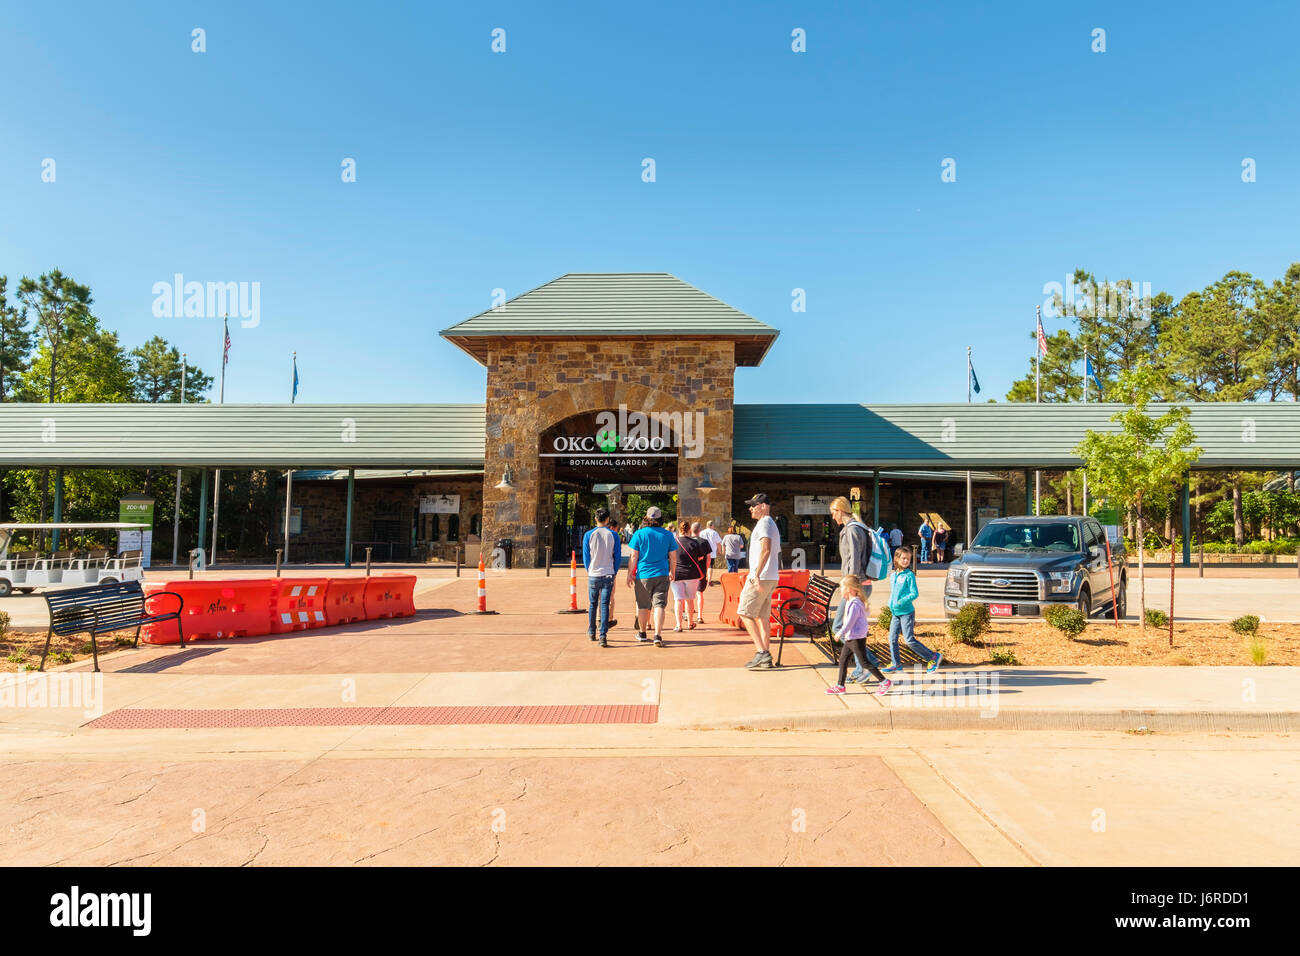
4;652;1297;746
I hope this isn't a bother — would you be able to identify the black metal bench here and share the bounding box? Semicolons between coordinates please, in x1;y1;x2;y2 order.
777;573;839;664
778;574;930;667
41;580;185;673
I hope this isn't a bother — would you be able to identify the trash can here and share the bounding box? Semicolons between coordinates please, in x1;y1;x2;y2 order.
496;538;513;569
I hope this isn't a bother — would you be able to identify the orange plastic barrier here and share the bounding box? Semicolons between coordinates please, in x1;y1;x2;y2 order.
271;577;331;633
142;578;277;644
324;576;368;626
715;569;810;637
362;574;418;620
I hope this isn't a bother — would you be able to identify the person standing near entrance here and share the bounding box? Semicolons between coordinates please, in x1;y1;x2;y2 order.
918;516;933;564
722;522;745;573
627;506;677;646
739;494;781;669
606;519;623;625
670;520;709;631
932;524;947;563
582;508;620;647
699;519;722;583
889;525;904;550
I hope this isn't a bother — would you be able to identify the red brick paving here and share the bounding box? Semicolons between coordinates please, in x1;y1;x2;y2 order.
83;575;774;675
86;703;659;729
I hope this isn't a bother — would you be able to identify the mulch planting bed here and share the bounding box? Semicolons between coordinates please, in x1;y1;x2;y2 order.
1;630;137;672
908;620;1299;667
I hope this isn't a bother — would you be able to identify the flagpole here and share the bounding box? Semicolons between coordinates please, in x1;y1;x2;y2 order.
212;316;227;566
284;353;296;564
1082;350;1089;515
1034;307;1041;516
172;354;186;567
966;347;973;551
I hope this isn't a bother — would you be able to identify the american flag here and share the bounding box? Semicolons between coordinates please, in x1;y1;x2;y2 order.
222;318;231;367
1036;308;1048;357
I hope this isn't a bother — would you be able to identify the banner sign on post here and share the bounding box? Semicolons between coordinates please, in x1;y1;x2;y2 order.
118;495;155;568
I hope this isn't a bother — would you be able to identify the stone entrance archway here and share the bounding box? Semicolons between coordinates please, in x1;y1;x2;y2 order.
480;346;736;567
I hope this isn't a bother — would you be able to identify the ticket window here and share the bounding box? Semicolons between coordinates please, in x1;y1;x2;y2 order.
429;514;441;541
447;514;460;542
775;515;789;541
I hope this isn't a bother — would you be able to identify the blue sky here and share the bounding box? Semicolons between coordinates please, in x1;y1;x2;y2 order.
2;1;1297;405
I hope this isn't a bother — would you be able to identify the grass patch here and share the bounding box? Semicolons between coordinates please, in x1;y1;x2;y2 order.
48;650;75;665
1247;636;1268;666
5;649;27;664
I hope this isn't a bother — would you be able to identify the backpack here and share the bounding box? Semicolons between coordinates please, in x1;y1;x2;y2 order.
849;520;891;581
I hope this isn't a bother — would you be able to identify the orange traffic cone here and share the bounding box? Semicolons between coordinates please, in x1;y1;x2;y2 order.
557;550;585;613
474;553;497;615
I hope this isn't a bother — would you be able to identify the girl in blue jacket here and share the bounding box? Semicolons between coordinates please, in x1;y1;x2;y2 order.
882;546;943;674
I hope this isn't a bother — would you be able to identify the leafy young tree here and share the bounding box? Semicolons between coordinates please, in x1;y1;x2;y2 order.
16;270;93;404
129;336;213;403
0;275;34;402
1075;363;1203;644
18;320;132;403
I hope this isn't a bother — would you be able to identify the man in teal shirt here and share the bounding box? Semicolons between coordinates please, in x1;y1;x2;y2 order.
626;506;678;646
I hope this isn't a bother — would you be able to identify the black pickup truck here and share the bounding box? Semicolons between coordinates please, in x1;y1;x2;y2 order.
943;515;1127;619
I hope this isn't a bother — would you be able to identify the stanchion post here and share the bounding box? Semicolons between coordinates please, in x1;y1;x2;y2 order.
545;545;553;576
275;549;283;577
365;547;373;576
819;544;825;575
456;545;462;577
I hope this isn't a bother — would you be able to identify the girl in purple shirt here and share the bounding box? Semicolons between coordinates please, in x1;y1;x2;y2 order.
825;575;892;696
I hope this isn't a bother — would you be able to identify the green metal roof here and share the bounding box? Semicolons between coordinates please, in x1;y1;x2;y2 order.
733;403;1300;470
0;403;485;469
1;401;1296;470
441;273;779;366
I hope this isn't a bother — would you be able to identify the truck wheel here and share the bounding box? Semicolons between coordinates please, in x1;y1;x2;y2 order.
1077;588;1092;618
1115;579;1127;618
0;579;11;598
99;576;118;585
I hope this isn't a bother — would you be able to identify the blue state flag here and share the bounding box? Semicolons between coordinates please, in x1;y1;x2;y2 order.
970;363;981;395
1085;354;1102;397
292;357;299;402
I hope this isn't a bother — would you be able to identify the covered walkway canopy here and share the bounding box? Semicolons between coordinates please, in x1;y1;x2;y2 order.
1;401;1296;470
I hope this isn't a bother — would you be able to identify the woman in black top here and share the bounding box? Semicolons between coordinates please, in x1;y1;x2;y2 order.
671;520;711;630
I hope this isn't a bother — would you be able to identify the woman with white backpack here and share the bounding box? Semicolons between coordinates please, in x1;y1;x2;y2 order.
828;496;891;684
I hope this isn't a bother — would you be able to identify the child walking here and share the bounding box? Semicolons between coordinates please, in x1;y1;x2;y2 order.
825;575;891;696
881;546;943;674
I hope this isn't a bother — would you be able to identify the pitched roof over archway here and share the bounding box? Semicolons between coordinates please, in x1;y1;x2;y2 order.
440;272;779;367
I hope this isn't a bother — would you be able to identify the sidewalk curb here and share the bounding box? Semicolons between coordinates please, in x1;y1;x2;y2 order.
685;709;1300;733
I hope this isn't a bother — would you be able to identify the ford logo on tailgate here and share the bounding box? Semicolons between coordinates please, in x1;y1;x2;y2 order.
992;578;1011;587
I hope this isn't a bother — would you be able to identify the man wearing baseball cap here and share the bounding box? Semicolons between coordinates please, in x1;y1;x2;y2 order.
738;493;781;669
626;505;678;646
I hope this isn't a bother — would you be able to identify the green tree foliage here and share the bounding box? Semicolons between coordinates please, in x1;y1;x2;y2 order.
130;336;213;403
0;276;34;402
16;270;93;404
1075;363;1203;642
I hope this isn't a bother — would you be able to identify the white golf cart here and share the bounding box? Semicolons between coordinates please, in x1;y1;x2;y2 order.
0;523;149;596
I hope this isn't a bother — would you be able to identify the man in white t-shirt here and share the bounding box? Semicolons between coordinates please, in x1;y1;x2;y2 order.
738;493;782;669
699;519;723;584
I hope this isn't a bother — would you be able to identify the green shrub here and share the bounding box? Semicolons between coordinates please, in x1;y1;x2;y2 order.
1042;605;1070;627
6;649;26;664
1045;606;1088;638
0;610;9;641
49;651;75;665
1247;637;1268;665
1144;608;1169;627
1229;615;1260;636
989;648;1020;665
78;642;96;655
949;603;991;645
877;607;892;630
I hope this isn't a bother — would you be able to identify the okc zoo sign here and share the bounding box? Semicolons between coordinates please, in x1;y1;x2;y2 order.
548;405;706;459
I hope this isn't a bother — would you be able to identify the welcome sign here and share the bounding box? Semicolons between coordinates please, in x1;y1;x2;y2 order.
118;495;154;568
